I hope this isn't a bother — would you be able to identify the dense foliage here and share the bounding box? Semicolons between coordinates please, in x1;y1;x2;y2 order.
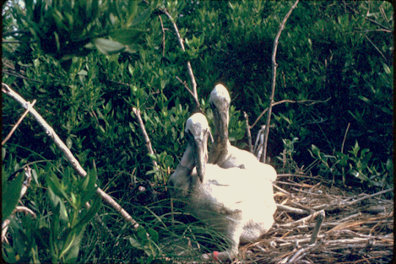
2;0;393;262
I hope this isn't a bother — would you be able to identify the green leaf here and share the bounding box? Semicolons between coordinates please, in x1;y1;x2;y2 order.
110;29;144;46
31;167;39;185
128;7;151;27
147;228;159;243
2;171;24;221
129;236;144;250
126;1;138;26
46;173;69;202
147;153;157;161
383;63;391;75
358;95;370;104
311;144;320;157
62;230;85;263
136;226;148;243
93;38;125;55
48;187;69;223
72;196;101;233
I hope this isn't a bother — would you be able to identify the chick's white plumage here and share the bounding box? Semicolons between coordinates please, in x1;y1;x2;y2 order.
168;113;276;260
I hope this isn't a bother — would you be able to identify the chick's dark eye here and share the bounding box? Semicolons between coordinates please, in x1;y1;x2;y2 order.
186;130;193;141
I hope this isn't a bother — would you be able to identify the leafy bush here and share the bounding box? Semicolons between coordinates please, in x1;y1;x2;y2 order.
309;142;393;189
2;152;100;263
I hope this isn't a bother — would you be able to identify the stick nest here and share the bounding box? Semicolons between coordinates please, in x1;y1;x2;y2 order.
236;175;394;264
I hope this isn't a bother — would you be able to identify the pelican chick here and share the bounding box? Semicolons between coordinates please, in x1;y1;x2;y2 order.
209;84;276;182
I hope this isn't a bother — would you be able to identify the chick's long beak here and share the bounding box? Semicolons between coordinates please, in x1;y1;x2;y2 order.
212;108;229;138
220;111;229;137
194;138;207;183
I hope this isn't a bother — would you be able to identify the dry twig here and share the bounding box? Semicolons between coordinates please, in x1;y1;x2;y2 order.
286;242;320;264
2;99;37;145
243;111;253;153
251;97;331;130
158;15;166;56
132;107;159;171
2;166;33;243
341;122;351;153
310;210;325;244
260;0;300;163
277;204;310;215
160;8;200;108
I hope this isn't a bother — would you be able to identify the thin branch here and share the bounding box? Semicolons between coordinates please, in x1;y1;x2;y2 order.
1;219;10;243
20;166;32;199
272;183;291;196
261;0;299;163
254;125;266;158
2;40;36;44
15;206;37;218
158;15;166;56
277;204;309;215
2;99;37;145
3;69;42;83
2;83;140;229
344;188;393;207
251;97;330;129
312;188;393;211
341;122;350;153
160;8;199;108
2;166;33;243
286;242;319;264
176;76;199;106
132;107;158;170
243;111;253;153
365;16;392;32
364;35;387;61
310;210;325;244
3;29;29;37
277;209;324;228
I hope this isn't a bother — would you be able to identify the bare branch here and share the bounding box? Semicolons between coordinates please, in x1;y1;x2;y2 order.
132;107;159;170
310;210;325;244
344;188;393;207
2;83;140;229
272;183;291;196
176;76;199;106
160;8;199;108
364;35;387;61
312;187;393;211
1;219;10;243
277;209;325;229
286;242;319;264
254;125;266;158
2;166;33;243
243;111;253;153
2;99;37;145
251;97;331;130
158;15;166;56
341;122;351;153
15;206;37;218
3;69;42;84
277;204;309;215
261;0;300;162
20;166;32;199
